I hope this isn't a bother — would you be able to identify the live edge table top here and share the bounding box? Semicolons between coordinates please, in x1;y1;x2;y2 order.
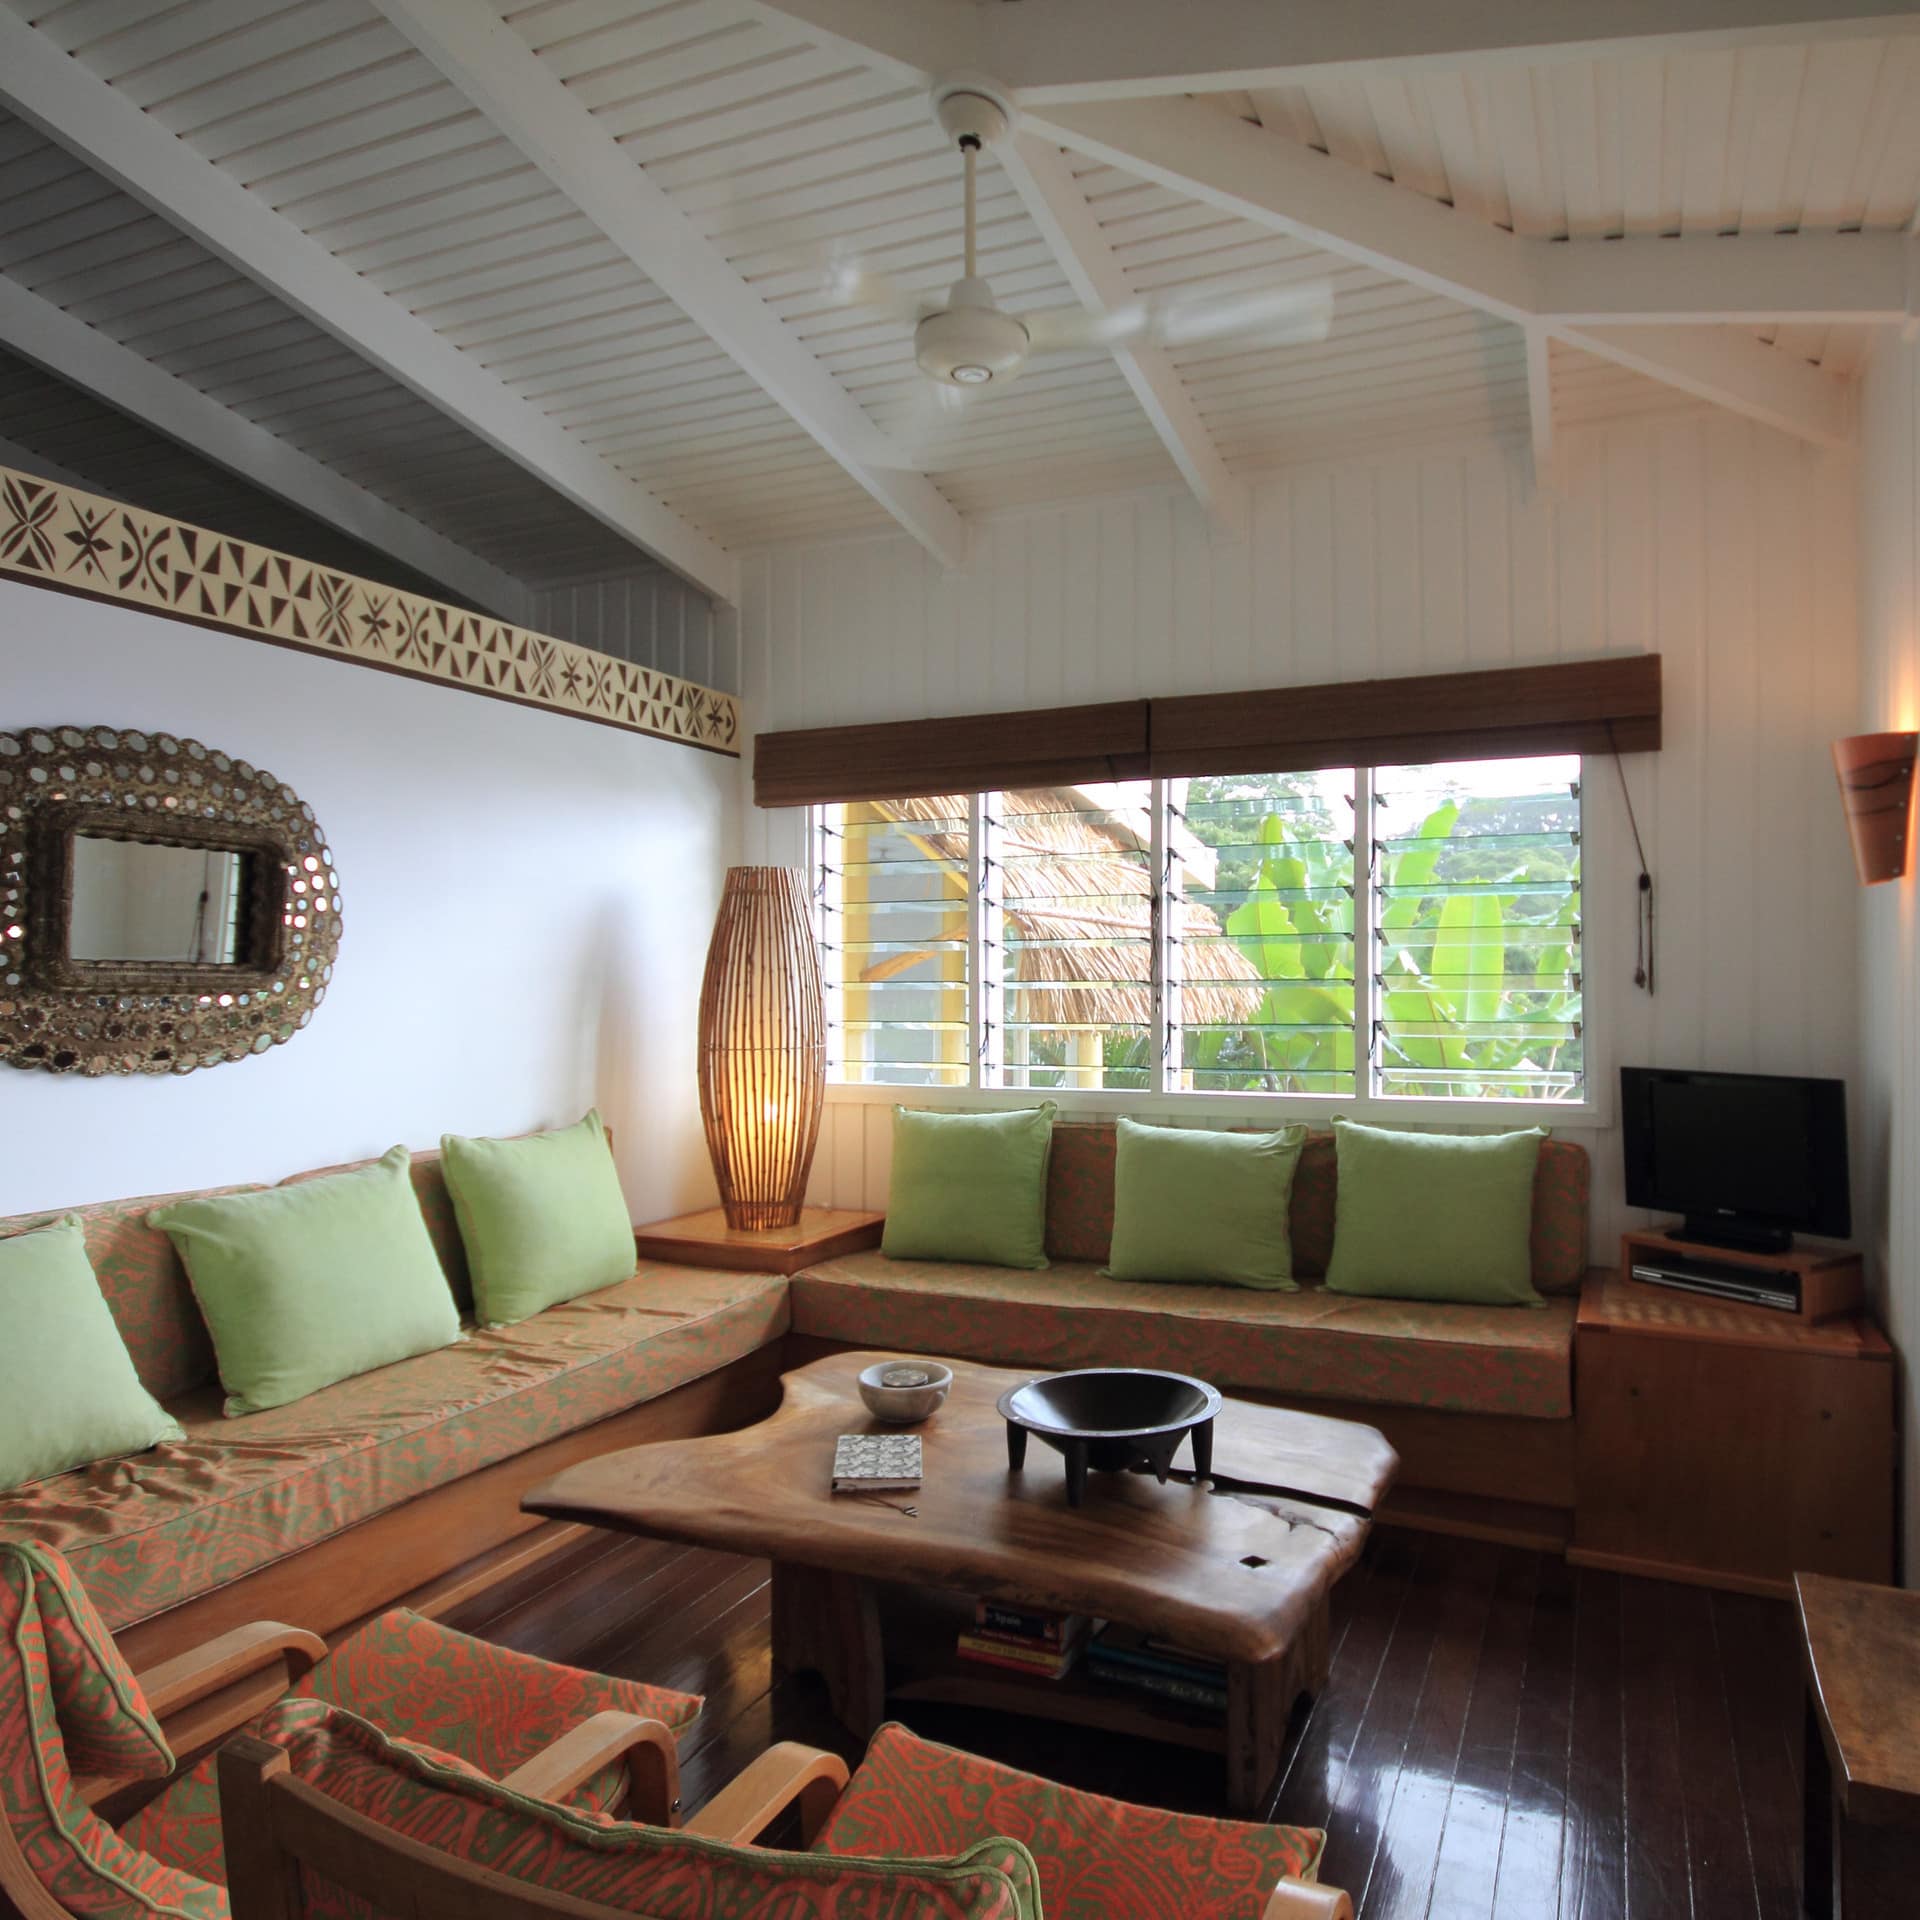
525;1352;1399;1668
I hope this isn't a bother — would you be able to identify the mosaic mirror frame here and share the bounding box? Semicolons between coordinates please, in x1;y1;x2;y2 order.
0;726;342;1075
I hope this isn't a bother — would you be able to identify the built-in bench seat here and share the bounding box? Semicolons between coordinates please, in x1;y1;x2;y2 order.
0;1155;788;1634
788;1253;1576;1419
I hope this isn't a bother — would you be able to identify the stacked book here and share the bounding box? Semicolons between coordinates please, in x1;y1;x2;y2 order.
1085;1622;1228;1714
955;1601;1087;1681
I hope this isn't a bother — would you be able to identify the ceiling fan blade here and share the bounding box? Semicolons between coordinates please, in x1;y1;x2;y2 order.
1142;281;1336;349
1022;303;1145;353
821;259;935;328
863;368;1019;469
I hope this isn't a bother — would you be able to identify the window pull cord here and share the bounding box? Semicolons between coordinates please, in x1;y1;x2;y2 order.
1606;721;1654;995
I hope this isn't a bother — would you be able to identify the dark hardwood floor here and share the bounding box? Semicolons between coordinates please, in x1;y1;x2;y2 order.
444;1526;1806;1920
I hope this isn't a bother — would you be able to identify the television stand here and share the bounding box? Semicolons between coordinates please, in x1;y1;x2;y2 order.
1627;1230;1864;1321
1670;1216;1793;1254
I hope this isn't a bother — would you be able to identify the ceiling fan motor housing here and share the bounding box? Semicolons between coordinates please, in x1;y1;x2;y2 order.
915;275;1030;386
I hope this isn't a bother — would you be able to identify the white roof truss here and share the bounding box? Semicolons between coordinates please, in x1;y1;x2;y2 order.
747;1;1920;102
0;273;531;619
0;6;738;604
996;132;1250;537
369;0;970;573
1026;98;1873;446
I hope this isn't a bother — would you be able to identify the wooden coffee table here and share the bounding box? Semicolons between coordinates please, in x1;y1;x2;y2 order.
526;1351;1397;1814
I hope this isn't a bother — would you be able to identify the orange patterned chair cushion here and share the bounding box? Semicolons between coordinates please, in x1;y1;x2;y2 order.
0;1541;226;1919
1;1264;789;1631
242;1700;1039;1920
816;1721;1323;1920
1046;1123;1590;1293
123;1607;704;1886
790;1253;1575;1417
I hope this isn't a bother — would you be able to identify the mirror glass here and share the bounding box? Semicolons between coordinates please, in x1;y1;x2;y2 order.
67;834;253;966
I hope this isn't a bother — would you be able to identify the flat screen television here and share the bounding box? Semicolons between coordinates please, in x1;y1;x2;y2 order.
1620;1066;1851;1251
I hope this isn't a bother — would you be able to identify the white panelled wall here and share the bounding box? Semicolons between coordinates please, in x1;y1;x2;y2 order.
738;416;1862;1261
1858;335;1920;1582
529;570;738;694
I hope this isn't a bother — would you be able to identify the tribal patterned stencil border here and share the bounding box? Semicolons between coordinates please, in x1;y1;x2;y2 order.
0;466;739;756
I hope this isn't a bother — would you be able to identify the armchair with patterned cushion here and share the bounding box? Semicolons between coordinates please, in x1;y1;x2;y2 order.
0;1540;701;1920
213;1700;1350;1920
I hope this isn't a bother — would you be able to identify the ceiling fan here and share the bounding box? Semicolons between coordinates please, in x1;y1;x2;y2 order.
825;81;1336;408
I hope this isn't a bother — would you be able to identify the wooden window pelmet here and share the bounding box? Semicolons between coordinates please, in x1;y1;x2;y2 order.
754;656;1659;808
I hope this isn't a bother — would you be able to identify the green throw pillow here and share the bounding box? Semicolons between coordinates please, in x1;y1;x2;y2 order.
0;1218;182;1489
1323;1118;1546;1307
441;1111;635;1328
1104;1117;1308;1289
152;1146;462;1416
881;1105;1056;1269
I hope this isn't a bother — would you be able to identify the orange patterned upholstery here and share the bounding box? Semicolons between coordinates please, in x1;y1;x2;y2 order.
790;1254;1576;1417
816;1721;1323;1920
1;1262;789;1631
0;1541;225;1919
124;1608;703;1886
238;1700;1038;1920
1047;1123;1590;1292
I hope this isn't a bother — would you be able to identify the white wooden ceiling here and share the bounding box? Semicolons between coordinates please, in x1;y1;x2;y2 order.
0;0;1913;606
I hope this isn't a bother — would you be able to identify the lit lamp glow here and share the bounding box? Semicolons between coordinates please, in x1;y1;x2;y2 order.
1832;731;1919;886
696;866;825;1230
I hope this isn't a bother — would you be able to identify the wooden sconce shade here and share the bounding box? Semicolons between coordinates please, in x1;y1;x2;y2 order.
1833;731;1918;886
697;866;825;1231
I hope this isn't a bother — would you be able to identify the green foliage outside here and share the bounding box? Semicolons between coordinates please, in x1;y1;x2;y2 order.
1179;770;1582;1101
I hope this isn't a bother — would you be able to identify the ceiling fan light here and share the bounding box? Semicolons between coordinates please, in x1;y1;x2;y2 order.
914;301;1029;388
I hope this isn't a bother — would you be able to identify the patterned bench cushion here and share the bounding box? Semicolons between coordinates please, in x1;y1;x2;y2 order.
790;1253;1575;1418
0;1263;790;1631
1046;1123;1591;1292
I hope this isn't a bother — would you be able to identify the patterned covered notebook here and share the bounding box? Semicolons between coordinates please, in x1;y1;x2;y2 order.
832;1432;923;1493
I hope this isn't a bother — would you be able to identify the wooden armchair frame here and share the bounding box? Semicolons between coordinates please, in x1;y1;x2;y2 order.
0;1618;683;1920
218;1732;1352;1920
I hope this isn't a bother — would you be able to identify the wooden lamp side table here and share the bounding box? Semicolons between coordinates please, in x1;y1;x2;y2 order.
633;1206;884;1276
1797;1572;1920;1917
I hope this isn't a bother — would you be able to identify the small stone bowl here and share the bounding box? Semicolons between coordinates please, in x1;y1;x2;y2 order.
857;1359;954;1424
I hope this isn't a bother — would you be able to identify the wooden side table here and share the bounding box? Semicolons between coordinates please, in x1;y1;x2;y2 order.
633;1206;884;1276
1798;1573;1920;1917
1571;1272;1895;1596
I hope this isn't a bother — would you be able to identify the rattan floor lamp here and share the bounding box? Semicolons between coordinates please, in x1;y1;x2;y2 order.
697;866;826;1231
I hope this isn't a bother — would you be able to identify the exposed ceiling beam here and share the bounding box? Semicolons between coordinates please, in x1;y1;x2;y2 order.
744;0;1920;103
995;133;1249;538
1534;231;1911;324
1026;97;1538;322
1558;324;1857;446
1526;327;1559;494
0;274;530;619
372;0;970;573
0;8;737;606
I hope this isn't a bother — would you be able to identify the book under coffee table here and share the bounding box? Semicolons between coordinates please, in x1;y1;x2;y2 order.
525;1350;1399;1816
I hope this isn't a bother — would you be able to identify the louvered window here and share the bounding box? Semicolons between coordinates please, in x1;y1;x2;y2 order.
1370;756;1583;1102
815;798;971;1087
813;757;1584;1109
1166;772;1357;1096
983;783;1155;1093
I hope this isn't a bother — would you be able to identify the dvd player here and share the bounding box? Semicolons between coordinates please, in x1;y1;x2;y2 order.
1628;1256;1799;1312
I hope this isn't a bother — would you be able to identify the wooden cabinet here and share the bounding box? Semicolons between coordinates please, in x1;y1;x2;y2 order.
1571;1270;1895;1598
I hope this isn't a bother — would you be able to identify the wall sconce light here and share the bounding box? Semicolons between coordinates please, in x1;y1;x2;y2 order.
697;866;826;1230
1833;731;1919;885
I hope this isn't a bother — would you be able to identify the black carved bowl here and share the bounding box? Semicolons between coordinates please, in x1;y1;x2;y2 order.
997;1368;1223;1504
